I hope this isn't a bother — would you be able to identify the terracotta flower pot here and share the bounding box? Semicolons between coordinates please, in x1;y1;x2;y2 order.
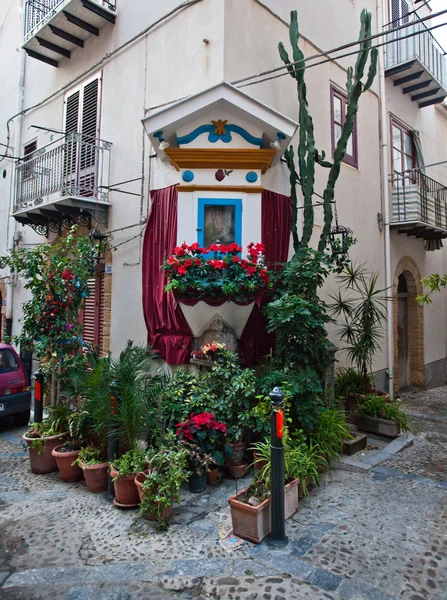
206;466;219;485
228;478;299;544
22;431;68;474
51;445;83;482
228;462;248;479
81;461;109;493
228;441;247;466
110;468;140;506
134;471;173;520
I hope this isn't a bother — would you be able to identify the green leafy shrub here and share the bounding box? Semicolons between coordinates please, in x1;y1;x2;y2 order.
357;395;411;432
334;367;371;398
74;446;105;468
310;408;352;460
111;449;147;480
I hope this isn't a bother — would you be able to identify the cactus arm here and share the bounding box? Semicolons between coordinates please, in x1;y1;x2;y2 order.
284;146;301;252
363;48;378;92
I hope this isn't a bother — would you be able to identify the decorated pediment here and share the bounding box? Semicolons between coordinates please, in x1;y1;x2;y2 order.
142;82;297;170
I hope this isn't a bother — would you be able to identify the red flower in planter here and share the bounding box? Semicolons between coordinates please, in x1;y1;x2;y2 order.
61;268;74;281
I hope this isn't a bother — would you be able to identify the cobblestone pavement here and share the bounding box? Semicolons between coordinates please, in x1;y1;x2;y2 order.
1;389;446;600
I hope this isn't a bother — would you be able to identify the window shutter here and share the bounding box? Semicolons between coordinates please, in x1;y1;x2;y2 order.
81;278;97;346
80;266;105;354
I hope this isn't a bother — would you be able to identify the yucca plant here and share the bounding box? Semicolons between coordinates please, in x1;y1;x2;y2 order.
330;263;388;394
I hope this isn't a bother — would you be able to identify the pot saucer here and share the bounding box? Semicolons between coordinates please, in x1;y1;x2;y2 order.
113;498;139;510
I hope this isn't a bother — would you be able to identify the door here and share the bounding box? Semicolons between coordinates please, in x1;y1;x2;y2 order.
397;275;410;388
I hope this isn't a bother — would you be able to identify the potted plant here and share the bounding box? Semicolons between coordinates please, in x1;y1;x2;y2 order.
51;441;84;482
176;411;230;489
22;407;69;474
75;446;109;492
134;443;189;526
110;449;148;507
356;395;411;438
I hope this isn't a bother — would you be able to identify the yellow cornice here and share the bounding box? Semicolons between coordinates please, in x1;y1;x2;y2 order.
164;148;276;173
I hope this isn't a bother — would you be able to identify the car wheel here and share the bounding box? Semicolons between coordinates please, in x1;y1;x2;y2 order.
14;410;30;426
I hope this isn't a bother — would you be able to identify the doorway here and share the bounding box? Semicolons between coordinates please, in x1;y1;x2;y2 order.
398;274;410;388
393;258;424;392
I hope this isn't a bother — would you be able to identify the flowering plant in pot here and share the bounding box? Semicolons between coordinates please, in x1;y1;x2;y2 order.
135;441;189;527
162;242;271;303
176;412;230;490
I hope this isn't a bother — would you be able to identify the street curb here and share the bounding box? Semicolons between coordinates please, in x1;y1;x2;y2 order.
337;434;414;473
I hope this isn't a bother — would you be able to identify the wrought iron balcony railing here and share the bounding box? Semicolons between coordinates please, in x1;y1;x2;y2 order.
391;169;447;240
14;132;112;214
384;14;447;108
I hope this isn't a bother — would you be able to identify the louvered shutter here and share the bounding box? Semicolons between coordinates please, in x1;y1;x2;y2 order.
63;76;100;198
80;266;105;354
64;90;80;193
81;278;97;346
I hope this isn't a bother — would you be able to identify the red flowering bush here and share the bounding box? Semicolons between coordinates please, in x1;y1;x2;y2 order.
176;412;230;466
162;242;270;303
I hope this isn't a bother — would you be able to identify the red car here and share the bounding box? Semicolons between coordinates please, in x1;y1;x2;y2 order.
0;344;31;425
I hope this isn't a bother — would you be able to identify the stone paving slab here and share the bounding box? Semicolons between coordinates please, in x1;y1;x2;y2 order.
2;390;447;600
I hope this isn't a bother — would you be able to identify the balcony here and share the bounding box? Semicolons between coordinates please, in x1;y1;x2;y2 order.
23;0;116;67
390;169;447;248
13;132;112;236
384;15;447;108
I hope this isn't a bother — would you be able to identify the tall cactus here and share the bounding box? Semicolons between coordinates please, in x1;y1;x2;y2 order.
279;9;378;256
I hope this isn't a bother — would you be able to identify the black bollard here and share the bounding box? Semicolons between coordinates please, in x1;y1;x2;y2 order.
268;386;289;547
107;381;120;500
33;369;44;423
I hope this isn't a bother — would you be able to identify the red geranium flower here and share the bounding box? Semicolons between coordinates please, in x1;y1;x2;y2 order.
61;268;74;281
232;255;241;263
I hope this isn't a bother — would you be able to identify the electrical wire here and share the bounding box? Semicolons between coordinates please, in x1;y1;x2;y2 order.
231;7;447;88
0;0;205;164
237;20;447;89
108;226;146;251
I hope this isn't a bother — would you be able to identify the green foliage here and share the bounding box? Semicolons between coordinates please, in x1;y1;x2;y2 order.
329;263;387;393
334;367;371;398
111;449;148;480
279;10;377;255
251;430;320;497
1;226;100;360
26;419;64;454
158;350;257;442
310;408;352;460
139;441;189;526
357;395;411;432
417;273;447;305
74;446;105;468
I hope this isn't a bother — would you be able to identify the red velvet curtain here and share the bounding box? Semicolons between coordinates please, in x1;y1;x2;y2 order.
239;189;292;365
142;185;192;364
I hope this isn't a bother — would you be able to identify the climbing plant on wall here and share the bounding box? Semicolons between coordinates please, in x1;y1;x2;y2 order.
279;9;378;257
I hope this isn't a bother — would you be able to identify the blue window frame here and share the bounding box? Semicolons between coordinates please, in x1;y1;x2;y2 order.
197;198;242;249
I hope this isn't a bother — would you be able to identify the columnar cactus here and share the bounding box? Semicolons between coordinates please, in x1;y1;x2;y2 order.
279;9;378;256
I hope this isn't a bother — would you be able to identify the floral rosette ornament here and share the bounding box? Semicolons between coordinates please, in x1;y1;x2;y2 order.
176;412;231;466
191;341;228;362
162;242;271;303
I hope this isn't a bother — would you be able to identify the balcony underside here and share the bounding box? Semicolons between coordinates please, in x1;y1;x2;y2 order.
386;59;447;108
23;0;116;67
13;196;109;237
391;221;447;240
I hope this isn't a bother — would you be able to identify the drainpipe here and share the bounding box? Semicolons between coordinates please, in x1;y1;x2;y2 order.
377;0;394;399
6;22;26;337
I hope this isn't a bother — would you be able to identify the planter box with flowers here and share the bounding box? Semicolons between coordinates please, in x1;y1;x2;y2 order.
163;242;271;343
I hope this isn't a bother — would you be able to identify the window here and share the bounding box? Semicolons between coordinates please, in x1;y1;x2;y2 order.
330;86;358;168
80;264;105;354
197;198;242;248
390;0;410;28
391;118;415;181
23;140;37;180
64;75;101;197
0;349;19;374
